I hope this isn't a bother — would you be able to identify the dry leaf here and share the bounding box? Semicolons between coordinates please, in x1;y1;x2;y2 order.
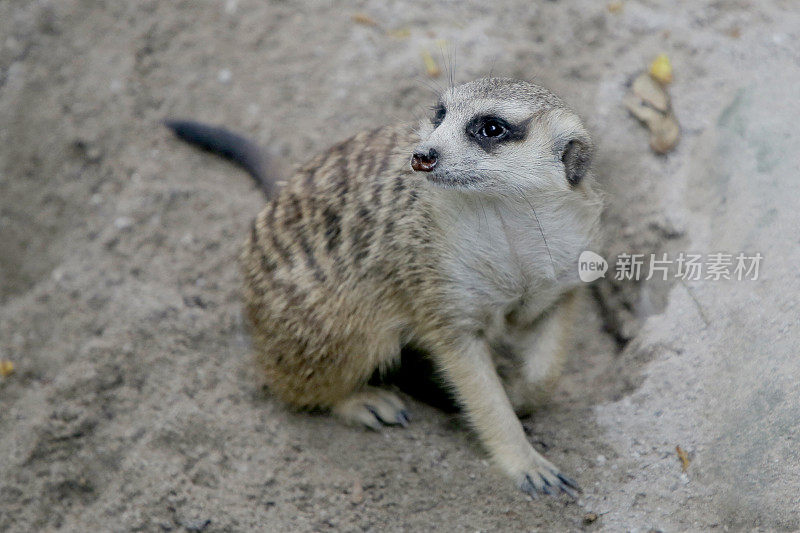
676;445;690;471
421;49;440;78
632;73;669;112
607;1;623;13
649;53;673;84
388;28;410;39
648;114;680;154
352;13;377;27
625;72;680;154
0;360;14;377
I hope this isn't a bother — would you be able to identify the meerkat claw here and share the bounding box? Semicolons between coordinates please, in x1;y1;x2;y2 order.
520;475;540;499
553;471;581;500
364;405;408;428
396;409;411;427
557;473;581;492
519;469;580;500
560;485;580;500
333;387;409;430
538;474;553;495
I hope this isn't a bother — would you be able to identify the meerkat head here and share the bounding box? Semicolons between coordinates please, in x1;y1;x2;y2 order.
412;78;595;197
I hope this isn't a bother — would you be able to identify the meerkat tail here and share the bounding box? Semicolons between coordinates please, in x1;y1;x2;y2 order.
164;119;275;197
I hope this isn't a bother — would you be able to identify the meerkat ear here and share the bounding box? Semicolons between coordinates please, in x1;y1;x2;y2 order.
561;138;593;186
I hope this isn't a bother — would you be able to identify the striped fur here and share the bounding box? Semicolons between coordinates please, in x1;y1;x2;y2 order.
239;78;602;498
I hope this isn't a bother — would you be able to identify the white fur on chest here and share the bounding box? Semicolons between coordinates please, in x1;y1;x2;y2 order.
431;190;594;326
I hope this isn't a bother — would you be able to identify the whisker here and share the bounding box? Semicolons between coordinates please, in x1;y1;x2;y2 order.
488;55;498;79
478;197;489;231
512;184;557;279
407;107;424;125
412;103;429;119
436;44;449;89
414;76;444;98
450;46;457;89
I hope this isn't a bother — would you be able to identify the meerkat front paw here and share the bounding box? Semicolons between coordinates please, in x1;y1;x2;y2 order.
502;449;581;500
332;387;410;430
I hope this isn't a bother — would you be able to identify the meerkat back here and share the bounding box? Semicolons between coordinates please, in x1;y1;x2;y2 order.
239;125;435;410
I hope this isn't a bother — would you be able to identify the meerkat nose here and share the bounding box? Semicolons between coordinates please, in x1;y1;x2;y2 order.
411;148;438;172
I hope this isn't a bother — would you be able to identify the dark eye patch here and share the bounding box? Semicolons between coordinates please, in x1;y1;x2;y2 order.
466;115;529;153
431;104;447;127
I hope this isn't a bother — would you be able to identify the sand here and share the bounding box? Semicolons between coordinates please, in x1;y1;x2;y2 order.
2;1;799;531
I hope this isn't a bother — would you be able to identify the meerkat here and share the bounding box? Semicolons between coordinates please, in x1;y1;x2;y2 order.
166;77;603;498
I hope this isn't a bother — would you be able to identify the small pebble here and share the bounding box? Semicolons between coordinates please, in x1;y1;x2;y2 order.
51;268;65;282
218;69;232;84
183;519;211;532
772;33;786;44
350;480;364;504
86;146;102;162
114;217;134;230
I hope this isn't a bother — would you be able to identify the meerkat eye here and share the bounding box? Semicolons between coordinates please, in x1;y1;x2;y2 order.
431;105;447;127
467;116;525;152
479;119;507;138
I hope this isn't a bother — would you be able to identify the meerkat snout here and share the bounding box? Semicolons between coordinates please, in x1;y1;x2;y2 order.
410;148;438;172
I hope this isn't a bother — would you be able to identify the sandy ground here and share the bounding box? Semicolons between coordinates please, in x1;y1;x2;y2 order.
2;1;799;531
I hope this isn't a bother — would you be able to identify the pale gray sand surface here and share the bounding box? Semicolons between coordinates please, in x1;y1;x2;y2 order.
2;1;798;531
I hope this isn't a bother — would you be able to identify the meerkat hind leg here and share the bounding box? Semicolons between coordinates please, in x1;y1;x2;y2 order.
502;291;580;417
332;386;410;430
